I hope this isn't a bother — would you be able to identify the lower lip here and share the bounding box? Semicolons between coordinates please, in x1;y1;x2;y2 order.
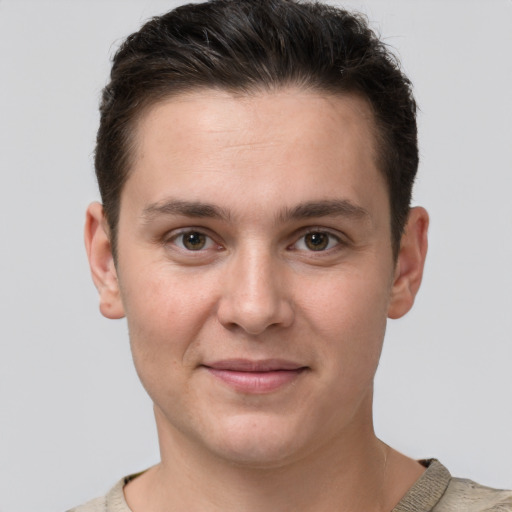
205;368;305;393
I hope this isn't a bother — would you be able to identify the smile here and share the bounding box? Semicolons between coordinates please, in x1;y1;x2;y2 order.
202;359;308;393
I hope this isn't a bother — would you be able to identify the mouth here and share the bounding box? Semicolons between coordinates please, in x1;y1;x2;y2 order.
202;359;308;393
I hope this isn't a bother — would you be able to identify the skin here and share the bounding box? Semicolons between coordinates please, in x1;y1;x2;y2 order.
86;89;429;511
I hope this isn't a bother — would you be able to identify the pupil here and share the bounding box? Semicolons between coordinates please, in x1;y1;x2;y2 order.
184;232;205;250
306;233;328;251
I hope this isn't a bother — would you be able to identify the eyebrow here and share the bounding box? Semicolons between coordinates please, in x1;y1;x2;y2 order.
278;199;370;223
142;199;231;223
141;198;369;224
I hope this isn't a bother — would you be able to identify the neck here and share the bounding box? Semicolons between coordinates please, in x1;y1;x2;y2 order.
124;400;423;512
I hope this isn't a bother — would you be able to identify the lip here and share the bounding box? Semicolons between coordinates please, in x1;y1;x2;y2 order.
202;359;308;393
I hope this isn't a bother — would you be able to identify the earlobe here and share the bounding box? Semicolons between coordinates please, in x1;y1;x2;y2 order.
387;207;429;320
84;202;125;319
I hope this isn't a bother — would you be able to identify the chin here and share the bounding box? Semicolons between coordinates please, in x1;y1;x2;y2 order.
197;413;314;469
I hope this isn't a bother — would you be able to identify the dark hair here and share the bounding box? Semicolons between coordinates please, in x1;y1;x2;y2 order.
95;0;418;257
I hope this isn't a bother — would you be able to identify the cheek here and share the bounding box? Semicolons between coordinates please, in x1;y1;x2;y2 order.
298;268;391;379
119;263;218;374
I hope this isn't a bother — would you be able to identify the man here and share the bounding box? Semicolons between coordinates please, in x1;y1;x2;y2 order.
72;0;511;510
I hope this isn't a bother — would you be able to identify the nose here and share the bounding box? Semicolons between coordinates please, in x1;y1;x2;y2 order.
216;246;294;335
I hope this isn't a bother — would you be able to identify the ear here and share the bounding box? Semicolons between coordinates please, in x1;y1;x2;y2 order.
387;207;429;319
84;202;125;319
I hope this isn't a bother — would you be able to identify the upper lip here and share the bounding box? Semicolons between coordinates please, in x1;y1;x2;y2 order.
203;359;306;372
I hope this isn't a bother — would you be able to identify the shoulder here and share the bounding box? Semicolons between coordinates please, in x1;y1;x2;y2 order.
66;495;107;512
434;477;512;512
393;459;511;512
66;477;131;512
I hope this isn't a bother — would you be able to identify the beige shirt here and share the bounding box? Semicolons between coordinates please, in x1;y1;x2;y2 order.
68;460;512;512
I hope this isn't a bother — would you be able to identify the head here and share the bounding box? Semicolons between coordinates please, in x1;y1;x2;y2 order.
85;0;428;468
95;0;418;260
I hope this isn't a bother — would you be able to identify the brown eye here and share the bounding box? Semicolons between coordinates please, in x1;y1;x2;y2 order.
293;231;340;252
181;231;207;250
304;232;330;251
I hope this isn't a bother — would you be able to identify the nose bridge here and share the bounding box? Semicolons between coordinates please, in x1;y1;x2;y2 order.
217;239;293;334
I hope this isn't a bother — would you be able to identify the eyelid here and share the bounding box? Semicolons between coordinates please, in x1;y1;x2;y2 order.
160;225;348;253
289;227;346;252
164;227;222;251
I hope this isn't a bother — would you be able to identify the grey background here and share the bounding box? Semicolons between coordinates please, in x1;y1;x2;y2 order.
0;1;511;511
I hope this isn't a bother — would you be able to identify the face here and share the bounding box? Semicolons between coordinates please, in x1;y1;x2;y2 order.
87;88;427;468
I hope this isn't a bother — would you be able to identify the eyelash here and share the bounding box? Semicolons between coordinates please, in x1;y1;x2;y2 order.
290;229;343;252
166;229;220;252
165;228;344;254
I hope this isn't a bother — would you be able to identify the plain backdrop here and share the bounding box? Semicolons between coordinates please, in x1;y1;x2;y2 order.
1;1;511;511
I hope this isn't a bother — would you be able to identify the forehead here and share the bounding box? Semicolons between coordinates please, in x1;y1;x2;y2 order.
134;88;378;163
124;88;388;222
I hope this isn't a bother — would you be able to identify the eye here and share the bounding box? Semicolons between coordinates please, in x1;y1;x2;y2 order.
173;230;215;251
294;231;340;252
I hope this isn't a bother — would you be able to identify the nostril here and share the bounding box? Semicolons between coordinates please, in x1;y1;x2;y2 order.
215;254;294;334
217;296;294;335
